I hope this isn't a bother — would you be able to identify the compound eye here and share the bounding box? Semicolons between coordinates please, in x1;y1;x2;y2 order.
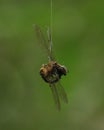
40;69;44;75
40;68;48;76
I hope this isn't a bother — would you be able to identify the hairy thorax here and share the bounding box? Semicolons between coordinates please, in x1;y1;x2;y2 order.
40;61;67;84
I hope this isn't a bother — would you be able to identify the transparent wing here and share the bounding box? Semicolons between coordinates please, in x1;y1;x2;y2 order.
56;82;68;104
50;83;61;110
34;24;55;61
47;28;55;61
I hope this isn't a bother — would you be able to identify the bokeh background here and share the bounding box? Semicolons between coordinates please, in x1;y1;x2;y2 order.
0;0;104;130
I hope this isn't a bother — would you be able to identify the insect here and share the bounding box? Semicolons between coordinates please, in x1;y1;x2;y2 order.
34;25;68;110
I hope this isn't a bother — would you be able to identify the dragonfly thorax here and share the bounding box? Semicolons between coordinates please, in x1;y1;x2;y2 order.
40;61;67;84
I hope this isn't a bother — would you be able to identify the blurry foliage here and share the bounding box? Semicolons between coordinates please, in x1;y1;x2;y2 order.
0;0;104;130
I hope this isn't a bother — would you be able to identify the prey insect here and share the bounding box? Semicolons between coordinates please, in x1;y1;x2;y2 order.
34;25;68;110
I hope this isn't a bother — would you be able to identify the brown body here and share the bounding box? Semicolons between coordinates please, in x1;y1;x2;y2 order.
40;61;67;84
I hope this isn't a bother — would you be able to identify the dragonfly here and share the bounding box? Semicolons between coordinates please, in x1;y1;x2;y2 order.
34;25;68;110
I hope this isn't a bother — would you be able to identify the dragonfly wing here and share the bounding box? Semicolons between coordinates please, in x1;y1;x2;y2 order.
50;83;61;110
56;82;68;104
34;24;55;61
34;25;49;51
47;27;55;61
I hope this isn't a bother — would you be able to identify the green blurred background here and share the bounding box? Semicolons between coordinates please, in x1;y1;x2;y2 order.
0;0;104;130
